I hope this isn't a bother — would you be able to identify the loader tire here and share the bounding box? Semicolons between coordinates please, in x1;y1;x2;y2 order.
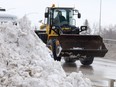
64;58;76;63
52;39;61;61
47;39;61;61
79;56;94;65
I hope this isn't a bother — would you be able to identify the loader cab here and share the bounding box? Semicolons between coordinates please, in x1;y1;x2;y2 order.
44;7;81;35
45;7;81;27
53;8;74;26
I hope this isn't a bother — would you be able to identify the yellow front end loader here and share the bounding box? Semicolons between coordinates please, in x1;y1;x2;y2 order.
35;5;108;65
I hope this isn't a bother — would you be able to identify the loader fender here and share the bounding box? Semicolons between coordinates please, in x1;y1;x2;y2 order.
35;30;47;44
47;39;61;61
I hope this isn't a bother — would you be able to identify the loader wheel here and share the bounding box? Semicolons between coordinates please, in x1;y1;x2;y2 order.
47;39;61;61
79;56;94;65
64;58;76;63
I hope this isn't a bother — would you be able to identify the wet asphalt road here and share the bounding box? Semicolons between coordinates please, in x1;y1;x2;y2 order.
61;58;116;87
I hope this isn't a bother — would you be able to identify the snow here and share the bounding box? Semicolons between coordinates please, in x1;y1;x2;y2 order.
0;16;92;87
0;12;17;22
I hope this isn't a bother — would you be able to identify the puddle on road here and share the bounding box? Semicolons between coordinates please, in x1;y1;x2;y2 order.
61;58;116;87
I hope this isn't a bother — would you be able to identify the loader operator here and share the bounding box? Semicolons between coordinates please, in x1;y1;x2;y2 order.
54;11;66;26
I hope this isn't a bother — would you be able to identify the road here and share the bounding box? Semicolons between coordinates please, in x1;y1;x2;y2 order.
61;58;116;87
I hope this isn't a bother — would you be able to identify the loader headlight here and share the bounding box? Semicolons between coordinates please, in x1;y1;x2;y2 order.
52;26;56;29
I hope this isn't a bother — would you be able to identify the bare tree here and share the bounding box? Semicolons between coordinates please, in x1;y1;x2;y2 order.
101;25;116;39
82;19;91;34
92;23;99;35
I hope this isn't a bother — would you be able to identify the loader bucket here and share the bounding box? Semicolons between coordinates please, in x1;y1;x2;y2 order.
56;34;108;57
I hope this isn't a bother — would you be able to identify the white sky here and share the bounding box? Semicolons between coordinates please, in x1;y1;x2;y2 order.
0;0;116;27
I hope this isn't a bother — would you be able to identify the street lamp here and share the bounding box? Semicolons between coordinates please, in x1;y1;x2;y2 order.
99;0;102;35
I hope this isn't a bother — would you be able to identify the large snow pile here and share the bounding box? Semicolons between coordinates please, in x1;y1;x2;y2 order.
0;16;92;87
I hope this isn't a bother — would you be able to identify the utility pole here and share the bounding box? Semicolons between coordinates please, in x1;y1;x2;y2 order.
99;0;102;35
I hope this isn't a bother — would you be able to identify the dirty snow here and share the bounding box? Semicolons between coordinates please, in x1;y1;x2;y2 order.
0;16;92;87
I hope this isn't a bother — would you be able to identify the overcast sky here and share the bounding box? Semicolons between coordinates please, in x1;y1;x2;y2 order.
0;0;116;27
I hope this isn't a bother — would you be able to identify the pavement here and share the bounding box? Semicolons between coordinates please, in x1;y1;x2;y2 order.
62;43;116;87
62;58;116;87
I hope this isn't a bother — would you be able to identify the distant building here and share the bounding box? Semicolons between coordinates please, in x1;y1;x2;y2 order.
0;12;17;24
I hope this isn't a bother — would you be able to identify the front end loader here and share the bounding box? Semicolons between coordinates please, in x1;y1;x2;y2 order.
35;5;108;65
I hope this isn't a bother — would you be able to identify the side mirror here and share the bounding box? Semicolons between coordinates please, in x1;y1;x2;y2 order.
78;13;81;18
45;13;49;18
80;26;87;31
